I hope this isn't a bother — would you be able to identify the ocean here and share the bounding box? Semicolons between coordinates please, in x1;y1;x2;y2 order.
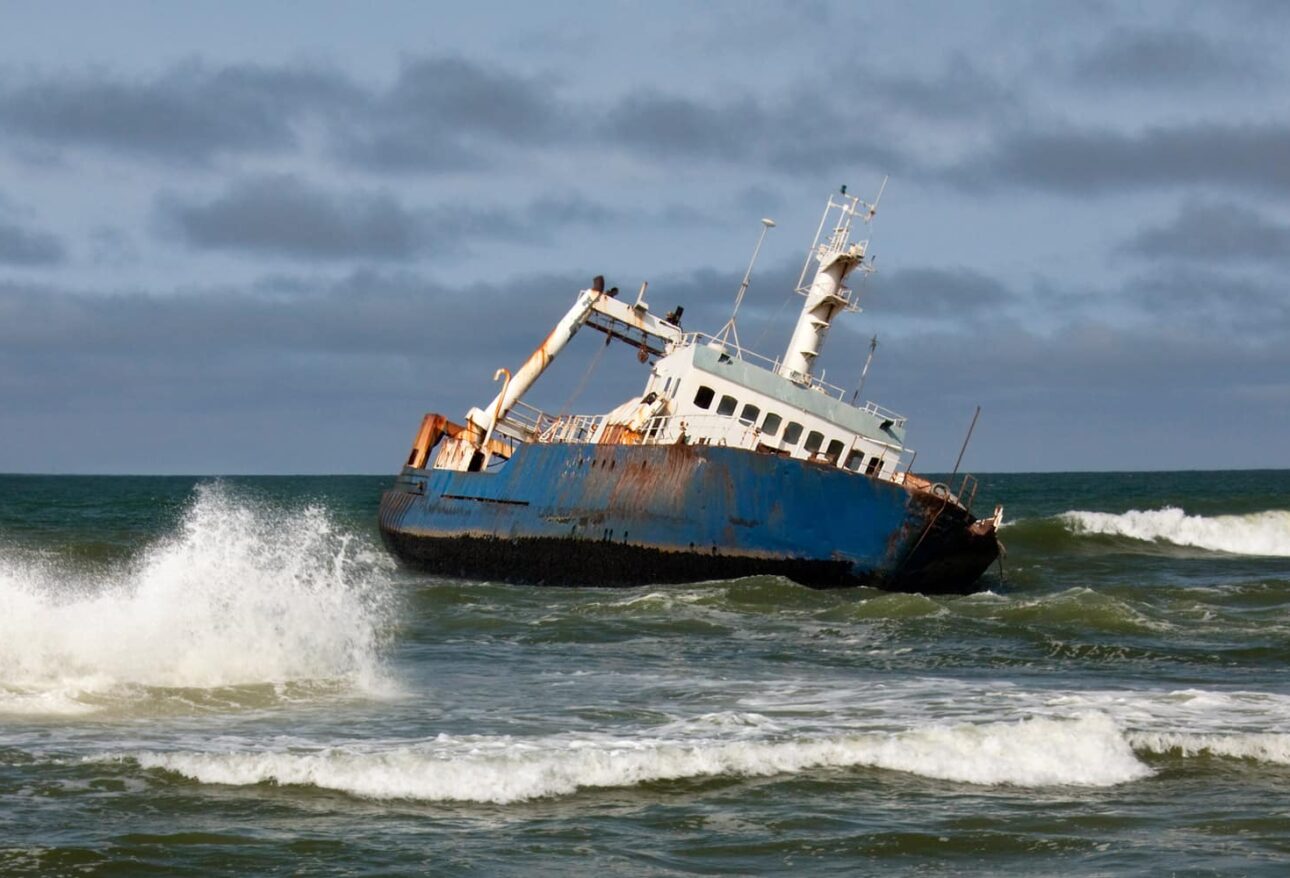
1;471;1288;875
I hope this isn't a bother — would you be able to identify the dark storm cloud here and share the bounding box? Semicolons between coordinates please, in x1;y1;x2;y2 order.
946;123;1290;195
1073;28;1265;88
0;61;358;164
0;221;64;265
1121;200;1290;266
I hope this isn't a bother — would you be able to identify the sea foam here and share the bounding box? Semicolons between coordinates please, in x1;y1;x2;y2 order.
1061;507;1290;556
0;484;393;714
120;713;1149;803
1127;731;1290;766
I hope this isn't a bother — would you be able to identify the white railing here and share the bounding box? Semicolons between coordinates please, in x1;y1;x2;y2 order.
676;332;906;425
532;411;763;451
641;413;762;449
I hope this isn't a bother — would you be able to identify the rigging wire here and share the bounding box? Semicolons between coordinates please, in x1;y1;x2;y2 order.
556;333;611;417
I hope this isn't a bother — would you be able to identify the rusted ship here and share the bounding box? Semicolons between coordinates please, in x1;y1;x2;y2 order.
379;187;1002;593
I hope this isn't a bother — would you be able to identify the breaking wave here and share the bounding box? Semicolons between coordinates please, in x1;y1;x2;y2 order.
1060;507;1290;557
1128;731;1290;766
118;713;1149;803
0;483;394;714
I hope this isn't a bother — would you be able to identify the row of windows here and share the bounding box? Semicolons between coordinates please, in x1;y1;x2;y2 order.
692;384;884;475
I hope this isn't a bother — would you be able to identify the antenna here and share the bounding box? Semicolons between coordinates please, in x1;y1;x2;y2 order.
850;334;879;404
867;175;888;220
715;217;775;353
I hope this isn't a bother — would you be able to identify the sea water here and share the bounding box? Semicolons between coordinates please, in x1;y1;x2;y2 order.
1;471;1288;875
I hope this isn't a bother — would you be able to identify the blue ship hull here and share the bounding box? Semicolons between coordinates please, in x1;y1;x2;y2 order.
379;440;998;594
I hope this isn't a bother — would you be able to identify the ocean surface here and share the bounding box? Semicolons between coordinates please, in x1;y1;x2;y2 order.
2;471;1289;876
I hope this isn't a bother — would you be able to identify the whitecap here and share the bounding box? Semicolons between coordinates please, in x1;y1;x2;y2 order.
1060;506;1290;556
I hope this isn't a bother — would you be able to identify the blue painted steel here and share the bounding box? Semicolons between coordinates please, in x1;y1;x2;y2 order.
385;441;926;576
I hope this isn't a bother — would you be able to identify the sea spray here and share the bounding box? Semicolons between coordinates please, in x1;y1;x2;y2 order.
0;483;395;713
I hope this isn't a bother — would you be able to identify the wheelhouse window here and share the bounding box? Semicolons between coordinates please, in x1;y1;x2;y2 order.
782;421;804;445
739;403;760;425
804;431;824;454
761;413;782;436
717;395;738;416
844;450;865;471
825;439;845;464
693;386;715;409
865;456;882;476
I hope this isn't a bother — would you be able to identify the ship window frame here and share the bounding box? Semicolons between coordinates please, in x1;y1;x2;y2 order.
825;439;845;465
844;449;864;472
693;385;715;410
761;412;782;437
804;430;824;454
782;421;804;445
865;456;882;476
739;403;761;425
716;394;738;417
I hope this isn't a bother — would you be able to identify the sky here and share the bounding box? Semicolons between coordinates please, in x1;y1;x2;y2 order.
1;0;1288;474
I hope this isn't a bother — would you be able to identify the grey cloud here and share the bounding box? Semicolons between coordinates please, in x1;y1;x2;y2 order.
0;53;1009;178
947;123;1290;195
596;87;909;174
0;222;64;265
863;267;1016;317
159;175;430;259
0;61;358;164
336;54;999;175
1073;28;1265;88
868;55;1020;121
4;257;1289;473
157;176;685;260
338;56;566;172
1128;267;1289;332
1121;200;1290;265
601;92;767;160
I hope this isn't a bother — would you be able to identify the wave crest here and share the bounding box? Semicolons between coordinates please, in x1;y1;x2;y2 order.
1060;507;1290;556
1128;731;1290;765
117;713;1149;803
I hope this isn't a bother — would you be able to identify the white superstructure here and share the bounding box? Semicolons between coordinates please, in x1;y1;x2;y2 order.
428;185;918;486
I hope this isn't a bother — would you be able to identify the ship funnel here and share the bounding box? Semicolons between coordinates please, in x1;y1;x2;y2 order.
778;184;882;383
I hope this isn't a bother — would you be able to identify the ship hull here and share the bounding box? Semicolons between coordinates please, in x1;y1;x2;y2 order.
379;442;998;594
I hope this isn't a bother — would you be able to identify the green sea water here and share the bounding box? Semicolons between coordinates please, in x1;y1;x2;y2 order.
2;471;1289;875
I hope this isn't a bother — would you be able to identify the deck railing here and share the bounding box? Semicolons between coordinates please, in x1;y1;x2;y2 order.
677;332;906;426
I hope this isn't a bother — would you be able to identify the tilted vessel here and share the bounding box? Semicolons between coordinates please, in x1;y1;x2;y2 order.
379;188;1003;593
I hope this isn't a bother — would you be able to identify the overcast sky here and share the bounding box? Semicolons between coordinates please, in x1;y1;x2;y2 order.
2;1;1288;474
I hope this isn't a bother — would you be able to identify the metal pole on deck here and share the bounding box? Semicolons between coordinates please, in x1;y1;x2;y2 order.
949;405;981;487
850;335;878;404
716;218;775;351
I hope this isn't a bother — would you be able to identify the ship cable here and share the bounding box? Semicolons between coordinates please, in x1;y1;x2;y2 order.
556;331;611;417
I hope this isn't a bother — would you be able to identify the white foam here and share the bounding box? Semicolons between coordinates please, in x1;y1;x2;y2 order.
1061;506;1290;556
0;484;393;713
116;713;1149;803
1128;731;1290;766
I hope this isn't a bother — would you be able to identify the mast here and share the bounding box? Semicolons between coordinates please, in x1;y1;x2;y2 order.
778;181;884;383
